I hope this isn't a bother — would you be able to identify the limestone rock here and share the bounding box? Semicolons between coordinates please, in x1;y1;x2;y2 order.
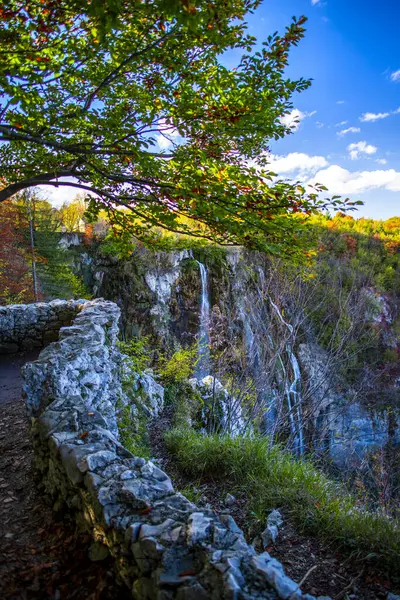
224;493;236;507
261;509;283;547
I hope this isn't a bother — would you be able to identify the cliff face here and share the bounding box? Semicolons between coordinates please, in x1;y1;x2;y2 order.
74;243;400;472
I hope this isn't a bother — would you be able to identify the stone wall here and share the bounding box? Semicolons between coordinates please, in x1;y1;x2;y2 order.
0;299;86;354
20;299;326;600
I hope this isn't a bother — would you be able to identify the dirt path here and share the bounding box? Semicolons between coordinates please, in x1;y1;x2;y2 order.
0;353;129;600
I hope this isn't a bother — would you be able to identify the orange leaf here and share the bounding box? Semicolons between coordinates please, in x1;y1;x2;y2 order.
139;506;152;515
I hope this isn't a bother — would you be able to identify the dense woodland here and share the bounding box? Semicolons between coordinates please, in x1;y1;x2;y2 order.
1;193;399;304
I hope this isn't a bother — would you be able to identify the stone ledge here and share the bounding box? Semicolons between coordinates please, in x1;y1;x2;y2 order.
0;299;89;354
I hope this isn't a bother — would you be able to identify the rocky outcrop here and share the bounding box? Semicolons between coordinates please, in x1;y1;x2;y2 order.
189;376;245;436
58;232;82;249
0;299;86;354
19;299;324;600
122;366;165;419
298;343;400;467
70;244;400;467
75;248;198;346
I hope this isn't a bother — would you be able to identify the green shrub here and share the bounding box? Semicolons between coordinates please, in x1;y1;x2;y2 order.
158;345;197;385
118;336;152;374
118;404;151;459
165;429;400;570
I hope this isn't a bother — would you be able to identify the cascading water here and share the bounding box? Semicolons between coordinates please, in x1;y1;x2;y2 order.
190;255;304;449
267;294;304;456
235;265;304;454
190;253;245;434
195;260;211;377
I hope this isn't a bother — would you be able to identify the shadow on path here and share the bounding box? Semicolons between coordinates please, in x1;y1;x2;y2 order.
0;351;40;406
0;352;129;600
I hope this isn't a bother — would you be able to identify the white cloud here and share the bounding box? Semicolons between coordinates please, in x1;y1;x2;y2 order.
156;135;173;150
280;109;316;131
387;173;400;191
347;141;377;160
376;158;387;165
309;165;400;195
38;177;90;207
316;121;324;128
335;120;348;127
268;152;328;176
336;100;345;105
264;151;400;197
360;111;390;122
311;0;321;4
390;69;400;82
155;118;180;149
360;106;400;122
337;127;360;137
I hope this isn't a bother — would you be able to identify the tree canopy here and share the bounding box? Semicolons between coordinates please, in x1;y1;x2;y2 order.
0;0;359;255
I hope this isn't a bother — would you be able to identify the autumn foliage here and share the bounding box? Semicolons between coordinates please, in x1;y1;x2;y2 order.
0;201;35;304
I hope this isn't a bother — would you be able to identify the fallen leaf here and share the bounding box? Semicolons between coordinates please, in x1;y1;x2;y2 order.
139;507;152;515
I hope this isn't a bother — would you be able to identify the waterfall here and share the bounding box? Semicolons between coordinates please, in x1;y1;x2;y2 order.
195;260;211;377
238;305;258;368
249;266;304;454
267;295;304;456
287;347;305;455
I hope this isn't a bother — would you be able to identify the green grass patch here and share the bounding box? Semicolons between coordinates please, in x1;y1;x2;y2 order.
165;428;400;571
179;483;203;504
118;404;151;460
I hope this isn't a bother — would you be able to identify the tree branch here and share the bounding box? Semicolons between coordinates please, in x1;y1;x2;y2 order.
82;26;178;113
0;171;79;203
0;126;173;158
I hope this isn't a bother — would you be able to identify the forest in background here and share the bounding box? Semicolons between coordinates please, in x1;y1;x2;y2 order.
1;192;399;305
0;192;90;304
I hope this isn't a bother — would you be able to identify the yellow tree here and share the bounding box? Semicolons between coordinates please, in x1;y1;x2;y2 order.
59;195;87;232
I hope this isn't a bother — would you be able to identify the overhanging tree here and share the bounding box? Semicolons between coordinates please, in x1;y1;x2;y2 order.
0;0;359;255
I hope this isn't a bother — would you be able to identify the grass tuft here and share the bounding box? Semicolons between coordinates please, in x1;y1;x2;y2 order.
165;428;400;570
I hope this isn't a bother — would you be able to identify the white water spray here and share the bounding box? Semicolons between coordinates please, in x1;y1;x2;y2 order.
195;260;211;377
268;296;304;456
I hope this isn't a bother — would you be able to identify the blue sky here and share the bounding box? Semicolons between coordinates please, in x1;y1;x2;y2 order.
239;0;400;219
44;0;400;219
